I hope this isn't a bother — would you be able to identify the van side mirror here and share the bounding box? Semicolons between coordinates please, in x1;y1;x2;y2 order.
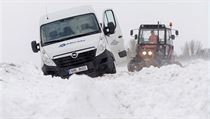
134;34;138;40
171;35;175;40
103;22;115;35
107;22;115;34
130;30;133;36
31;41;40;53
175;30;179;35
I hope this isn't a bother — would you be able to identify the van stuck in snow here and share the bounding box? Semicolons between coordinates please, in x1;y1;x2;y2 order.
31;6;127;78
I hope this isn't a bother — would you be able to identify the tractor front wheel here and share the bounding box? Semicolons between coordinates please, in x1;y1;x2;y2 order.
127;59;144;72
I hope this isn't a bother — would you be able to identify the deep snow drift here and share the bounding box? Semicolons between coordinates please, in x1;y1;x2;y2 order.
0;59;209;119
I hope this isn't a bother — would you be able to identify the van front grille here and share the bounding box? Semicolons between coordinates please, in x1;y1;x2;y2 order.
53;49;96;68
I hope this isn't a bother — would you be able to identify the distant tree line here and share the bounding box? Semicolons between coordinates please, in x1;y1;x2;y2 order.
126;39;209;61
178;40;209;60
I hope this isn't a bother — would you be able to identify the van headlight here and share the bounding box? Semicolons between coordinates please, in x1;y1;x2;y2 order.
41;50;56;66
96;39;106;56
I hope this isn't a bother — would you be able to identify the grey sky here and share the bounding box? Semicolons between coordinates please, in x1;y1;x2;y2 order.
209;1;210;49
0;0;208;64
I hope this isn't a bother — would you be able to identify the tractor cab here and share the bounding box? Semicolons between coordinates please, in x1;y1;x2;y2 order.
128;23;179;72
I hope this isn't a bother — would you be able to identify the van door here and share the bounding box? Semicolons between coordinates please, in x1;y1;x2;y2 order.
103;9;127;64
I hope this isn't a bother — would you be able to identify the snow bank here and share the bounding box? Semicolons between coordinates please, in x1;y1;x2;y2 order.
0;59;209;119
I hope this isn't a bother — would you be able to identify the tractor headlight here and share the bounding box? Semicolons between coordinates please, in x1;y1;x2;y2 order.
148;51;153;55
41;50;56;66
142;51;147;55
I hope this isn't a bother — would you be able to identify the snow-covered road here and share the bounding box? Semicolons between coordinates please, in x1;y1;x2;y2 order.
0;59;209;119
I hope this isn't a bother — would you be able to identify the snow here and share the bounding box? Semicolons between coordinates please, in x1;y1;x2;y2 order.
0;59;209;119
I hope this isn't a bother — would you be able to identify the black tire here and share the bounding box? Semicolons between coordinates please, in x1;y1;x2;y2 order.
127;60;135;72
135;62;144;71
106;62;116;74
128;59;144;72
151;59;161;68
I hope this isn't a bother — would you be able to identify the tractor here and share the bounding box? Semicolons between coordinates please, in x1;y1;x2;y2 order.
128;22;181;72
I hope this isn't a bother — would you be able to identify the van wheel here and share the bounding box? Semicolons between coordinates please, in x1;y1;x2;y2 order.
107;62;116;74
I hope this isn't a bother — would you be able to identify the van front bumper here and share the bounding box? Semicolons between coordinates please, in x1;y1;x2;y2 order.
42;50;115;78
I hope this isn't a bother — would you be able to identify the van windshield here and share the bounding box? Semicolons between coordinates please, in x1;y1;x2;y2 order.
41;13;101;45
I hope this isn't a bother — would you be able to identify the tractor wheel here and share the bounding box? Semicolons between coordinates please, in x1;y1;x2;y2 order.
135;63;143;71
152;59;161;68
128;60;144;72
127;60;136;72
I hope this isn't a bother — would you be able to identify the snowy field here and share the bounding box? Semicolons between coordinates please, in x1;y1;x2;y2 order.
0;59;209;119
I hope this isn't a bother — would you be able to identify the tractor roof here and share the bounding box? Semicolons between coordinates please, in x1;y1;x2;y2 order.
140;24;166;29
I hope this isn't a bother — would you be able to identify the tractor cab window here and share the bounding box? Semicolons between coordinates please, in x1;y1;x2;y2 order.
139;29;165;44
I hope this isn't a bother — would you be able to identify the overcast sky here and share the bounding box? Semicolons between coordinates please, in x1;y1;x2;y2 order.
0;0;209;64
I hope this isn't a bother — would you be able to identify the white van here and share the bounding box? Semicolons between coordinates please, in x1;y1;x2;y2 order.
31;6;127;78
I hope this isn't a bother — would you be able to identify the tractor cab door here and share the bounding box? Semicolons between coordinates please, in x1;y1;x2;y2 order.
103;9;127;64
165;29;174;61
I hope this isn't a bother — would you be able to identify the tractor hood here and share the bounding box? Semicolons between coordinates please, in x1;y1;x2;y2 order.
41;33;101;59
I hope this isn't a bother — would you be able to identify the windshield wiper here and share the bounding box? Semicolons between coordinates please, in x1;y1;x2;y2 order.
44;39;63;45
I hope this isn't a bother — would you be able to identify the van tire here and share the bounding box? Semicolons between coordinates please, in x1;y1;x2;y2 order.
107;62;116;74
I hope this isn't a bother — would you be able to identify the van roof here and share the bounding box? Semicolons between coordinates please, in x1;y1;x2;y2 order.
40;6;96;26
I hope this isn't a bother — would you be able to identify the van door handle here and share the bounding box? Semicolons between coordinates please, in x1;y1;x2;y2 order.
118;35;122;38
